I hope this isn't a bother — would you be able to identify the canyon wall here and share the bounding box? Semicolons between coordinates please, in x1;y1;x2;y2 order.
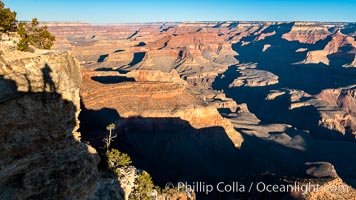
80;69;243;148
44;21;356;198
47;22;356;82
0;39;99;199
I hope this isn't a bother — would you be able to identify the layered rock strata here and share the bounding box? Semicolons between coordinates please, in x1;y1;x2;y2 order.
0;40;99;199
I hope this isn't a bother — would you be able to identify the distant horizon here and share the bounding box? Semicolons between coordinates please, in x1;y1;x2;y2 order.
36;20;356;25
4;0;356;24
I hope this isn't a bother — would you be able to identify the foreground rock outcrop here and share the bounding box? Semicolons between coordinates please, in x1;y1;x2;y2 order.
0;39;100;199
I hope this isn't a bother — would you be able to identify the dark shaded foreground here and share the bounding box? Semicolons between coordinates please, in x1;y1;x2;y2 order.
79;101;356;199
0;66;123;199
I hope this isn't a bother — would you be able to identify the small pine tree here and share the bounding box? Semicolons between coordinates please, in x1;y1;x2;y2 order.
106;148;132;168
29;18;55;49
137;171;154;196
130;171;155;200
103;123;116;150
16;18;55;51
0;1;17;33
37;26;55;49
16;22;30;51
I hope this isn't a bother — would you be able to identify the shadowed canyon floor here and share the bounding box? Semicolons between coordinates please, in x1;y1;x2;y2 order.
48;21;356;199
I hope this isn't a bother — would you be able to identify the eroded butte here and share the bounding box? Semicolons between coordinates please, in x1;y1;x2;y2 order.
47;21;356;198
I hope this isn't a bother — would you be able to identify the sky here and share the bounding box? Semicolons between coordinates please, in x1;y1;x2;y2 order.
3;0;356;23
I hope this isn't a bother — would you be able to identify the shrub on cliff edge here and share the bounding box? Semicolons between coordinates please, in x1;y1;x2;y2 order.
0;1;55;51
0;1;17;33
17;18;55;51
106;148;132;169
129;171;155;200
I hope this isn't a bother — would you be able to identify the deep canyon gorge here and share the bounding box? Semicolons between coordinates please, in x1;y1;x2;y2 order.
2;21;356;199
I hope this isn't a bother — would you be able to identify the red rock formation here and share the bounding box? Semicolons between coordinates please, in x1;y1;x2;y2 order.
303;30;356;65
47;22;242;88
338;87;356;115
256;31;276;41
80;69;243;147
317;86;356;115
282;22;331;44
315;87;356;137
229;68;279;87
344;55;356;67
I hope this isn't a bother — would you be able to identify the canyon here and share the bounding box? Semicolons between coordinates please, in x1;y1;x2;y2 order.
47;21;356;199
1;20;356;199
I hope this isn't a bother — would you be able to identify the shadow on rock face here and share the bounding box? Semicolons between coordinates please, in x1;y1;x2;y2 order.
91;76;135;84
211;22;356;190
0;65;123;199
78;103;356;199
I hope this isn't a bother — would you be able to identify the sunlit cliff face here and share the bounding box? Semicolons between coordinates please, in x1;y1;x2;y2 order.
46;21;356;198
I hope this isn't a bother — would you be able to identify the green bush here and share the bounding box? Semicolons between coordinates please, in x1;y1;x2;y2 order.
129;171;155;200
16;22;30;51
106;148;132;168
0;1;55;51
0;1;16;33
158;185;180;196
17;18;55;51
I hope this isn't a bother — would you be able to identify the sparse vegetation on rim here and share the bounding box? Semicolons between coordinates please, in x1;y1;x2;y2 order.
129;171;155;200
105;148;157;199
17;18;55;51
0;1;55;51
106;148;132;169
0;1;16;33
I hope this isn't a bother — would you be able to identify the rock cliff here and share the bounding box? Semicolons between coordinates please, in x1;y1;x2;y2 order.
80;69;243;148
302;30;356;65
46;22;356;93
47;22;240;89
44;21;356;199
282;22;332;44
0;38;100;199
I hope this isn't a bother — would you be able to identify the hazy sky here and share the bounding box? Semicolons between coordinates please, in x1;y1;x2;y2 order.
3;0;356;23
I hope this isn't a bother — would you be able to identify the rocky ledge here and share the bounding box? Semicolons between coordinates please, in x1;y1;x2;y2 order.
80;69;243;148
0;37;99;199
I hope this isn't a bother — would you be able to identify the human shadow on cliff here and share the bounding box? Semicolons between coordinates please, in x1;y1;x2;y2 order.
42;64;56;93
0;68;123;199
